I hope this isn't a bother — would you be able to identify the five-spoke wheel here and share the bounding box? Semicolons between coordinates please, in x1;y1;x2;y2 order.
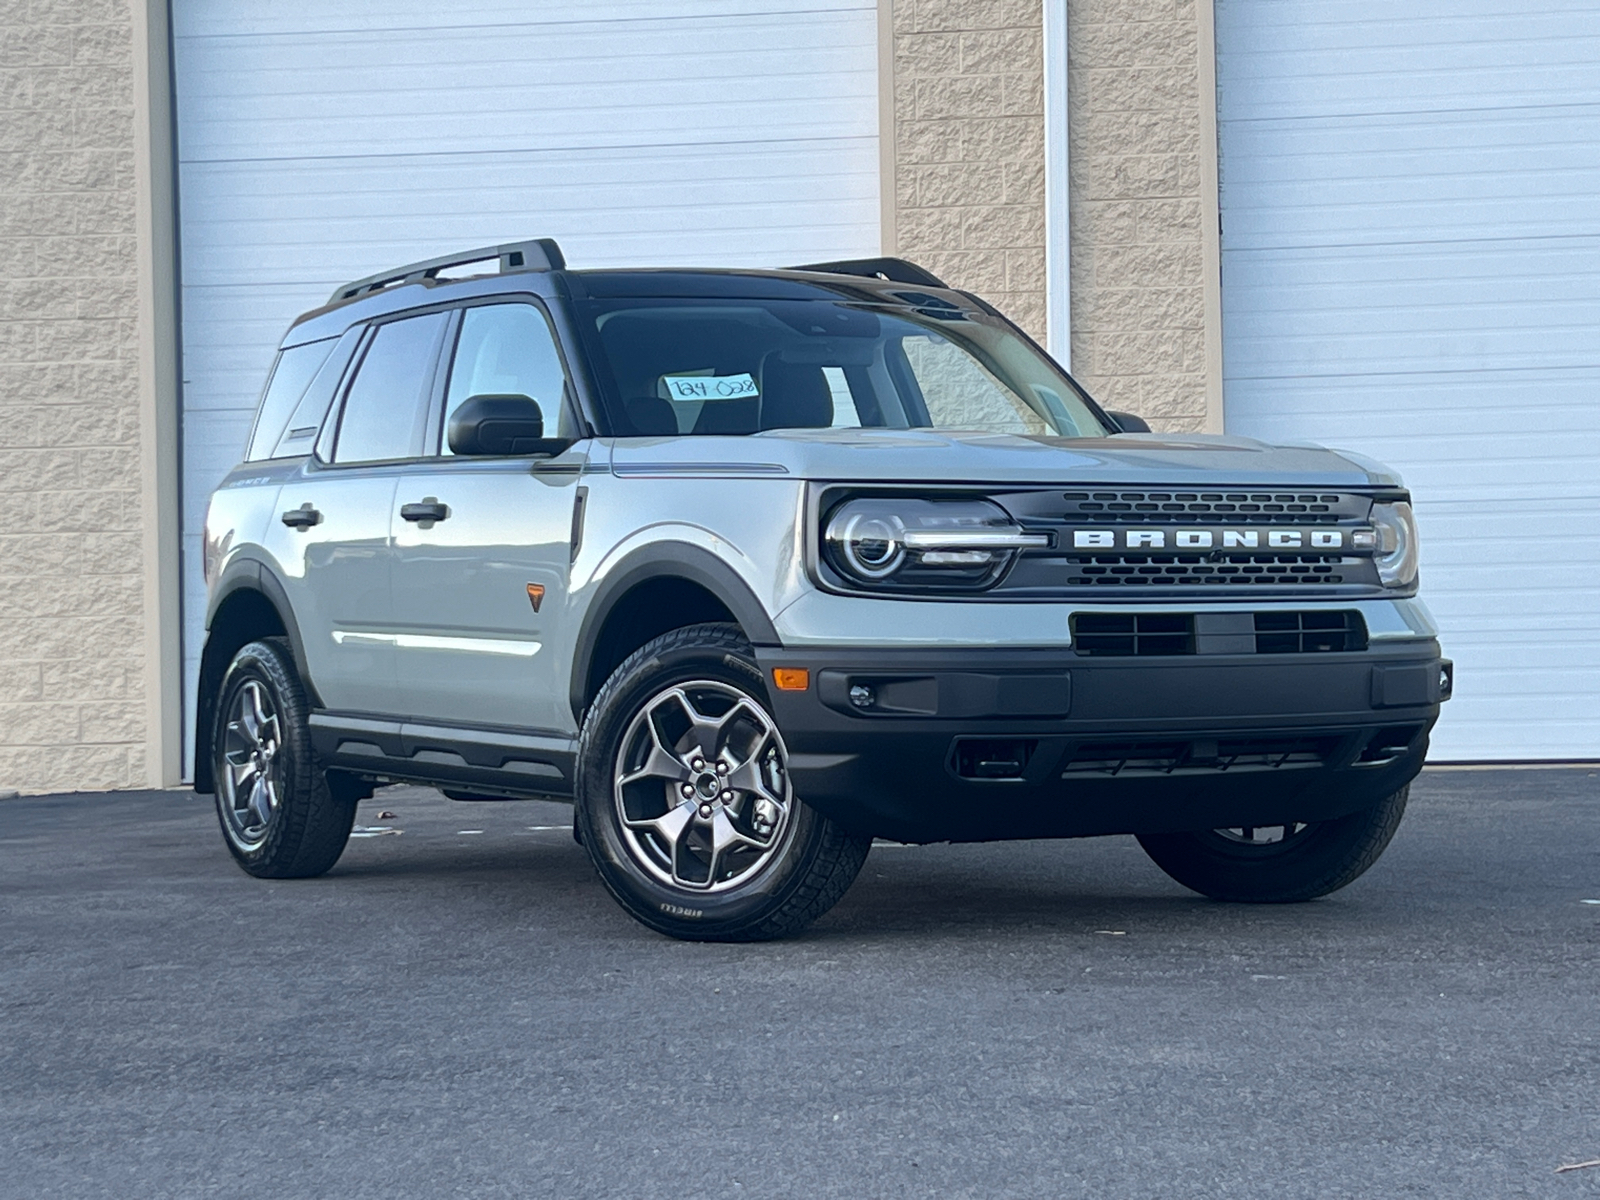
576;623;871;941
615;680;797;893
219;678;282;850
211;638;357;878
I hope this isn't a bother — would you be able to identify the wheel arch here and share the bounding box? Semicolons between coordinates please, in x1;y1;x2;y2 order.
194;560;314;794
570;543;780;725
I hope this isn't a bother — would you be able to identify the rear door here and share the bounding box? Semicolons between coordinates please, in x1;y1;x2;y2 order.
269;309;449;714
389;299;589;734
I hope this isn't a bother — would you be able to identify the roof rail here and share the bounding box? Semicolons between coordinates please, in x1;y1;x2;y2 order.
329;238;566;305
786;256;947;288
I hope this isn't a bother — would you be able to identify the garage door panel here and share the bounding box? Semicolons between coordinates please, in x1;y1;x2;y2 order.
172;1;879;771
1219;5;1600;120
176;143;878;289
1218;0;1600;758
177;0;871;39
1222;128;1600;251
174;13;876;161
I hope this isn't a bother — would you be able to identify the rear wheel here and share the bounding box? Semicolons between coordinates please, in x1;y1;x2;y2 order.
575;623;870;941
212;638;357;879
1137;786;1409;902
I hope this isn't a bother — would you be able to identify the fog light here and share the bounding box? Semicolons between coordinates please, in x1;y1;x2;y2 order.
848;684;875;709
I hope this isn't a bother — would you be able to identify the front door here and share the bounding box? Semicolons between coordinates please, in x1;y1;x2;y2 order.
389;300;587;734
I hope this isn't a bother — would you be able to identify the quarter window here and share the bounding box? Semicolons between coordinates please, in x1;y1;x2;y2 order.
332;312;448;464
245;339;336;461
442;303;573;452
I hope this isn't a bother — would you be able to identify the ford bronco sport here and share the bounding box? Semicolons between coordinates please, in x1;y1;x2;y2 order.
196;238;1450;941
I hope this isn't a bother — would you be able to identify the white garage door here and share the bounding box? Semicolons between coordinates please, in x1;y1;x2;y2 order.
1215;0;1600;760
172;0;880;765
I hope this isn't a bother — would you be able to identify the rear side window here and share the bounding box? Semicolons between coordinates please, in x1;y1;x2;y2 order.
332;312;448;464
245;339;336;461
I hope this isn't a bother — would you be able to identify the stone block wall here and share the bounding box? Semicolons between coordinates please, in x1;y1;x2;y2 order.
888;0;1214;432
1067;0;1211;430
890;0;1048;341
0;0;149;792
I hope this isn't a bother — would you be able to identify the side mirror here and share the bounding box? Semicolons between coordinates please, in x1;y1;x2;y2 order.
447;394;570;456
1106;410;1151;434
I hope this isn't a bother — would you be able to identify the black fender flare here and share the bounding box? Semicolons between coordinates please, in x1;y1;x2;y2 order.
567;541;781;723
204;557;317;697
195;558;318;792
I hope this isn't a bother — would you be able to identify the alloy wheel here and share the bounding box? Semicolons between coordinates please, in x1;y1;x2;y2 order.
612;679;796;892
219;679;282;849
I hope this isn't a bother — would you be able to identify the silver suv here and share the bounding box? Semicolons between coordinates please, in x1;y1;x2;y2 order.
196;239;1450;941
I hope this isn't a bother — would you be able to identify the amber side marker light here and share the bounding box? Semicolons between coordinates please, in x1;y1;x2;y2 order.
526;583;545;612
772;668;810;691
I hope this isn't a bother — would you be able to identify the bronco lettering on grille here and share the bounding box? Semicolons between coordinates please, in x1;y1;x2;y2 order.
1072;528;1358;551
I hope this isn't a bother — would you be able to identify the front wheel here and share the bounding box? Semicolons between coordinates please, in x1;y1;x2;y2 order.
574;623;871;941
1137;786;1410;903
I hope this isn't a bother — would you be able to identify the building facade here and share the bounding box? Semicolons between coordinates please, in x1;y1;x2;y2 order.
0;0;1594;792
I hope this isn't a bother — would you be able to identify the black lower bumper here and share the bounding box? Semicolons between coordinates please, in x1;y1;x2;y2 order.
755;642;1446;843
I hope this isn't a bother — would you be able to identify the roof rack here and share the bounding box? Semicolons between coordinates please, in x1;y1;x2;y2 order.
786;256;947;288
329;238;566;305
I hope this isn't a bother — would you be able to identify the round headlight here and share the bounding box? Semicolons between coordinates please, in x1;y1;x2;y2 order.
1371;501;1419;588
833;509;906;579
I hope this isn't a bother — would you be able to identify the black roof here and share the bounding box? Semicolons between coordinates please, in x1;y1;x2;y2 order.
286;243;979;346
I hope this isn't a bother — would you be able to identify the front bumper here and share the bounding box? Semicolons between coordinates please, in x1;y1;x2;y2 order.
755;641;1447;843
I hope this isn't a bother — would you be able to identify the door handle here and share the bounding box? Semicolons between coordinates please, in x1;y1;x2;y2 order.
400;499;450;524
281;503;322;529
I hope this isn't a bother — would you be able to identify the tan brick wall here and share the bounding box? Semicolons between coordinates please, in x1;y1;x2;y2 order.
888;0;1215;432
890;0;1047;341
0;0;149;792
1068;0;1211;431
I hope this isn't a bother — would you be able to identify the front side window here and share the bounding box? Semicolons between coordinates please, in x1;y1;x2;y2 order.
332;312;448;464
441;302;574;452
576;297;1109;439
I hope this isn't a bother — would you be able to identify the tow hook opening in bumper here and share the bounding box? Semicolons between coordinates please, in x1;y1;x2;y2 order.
952;738;1036;780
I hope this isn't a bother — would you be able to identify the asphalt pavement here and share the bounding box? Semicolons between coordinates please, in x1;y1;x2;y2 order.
3;766;1598;1198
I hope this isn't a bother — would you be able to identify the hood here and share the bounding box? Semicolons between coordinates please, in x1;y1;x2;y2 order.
607;428;1403;489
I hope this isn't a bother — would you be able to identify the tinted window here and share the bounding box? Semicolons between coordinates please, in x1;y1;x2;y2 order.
245;339;335;461
577;299;1108;438
333;313;447;464
442;303;573;452
269;328;363;459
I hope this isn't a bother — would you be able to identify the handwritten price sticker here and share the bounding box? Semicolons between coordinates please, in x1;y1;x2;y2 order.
663;373;759;401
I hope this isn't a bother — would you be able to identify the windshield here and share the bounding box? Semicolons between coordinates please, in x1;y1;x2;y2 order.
577;297;1112;438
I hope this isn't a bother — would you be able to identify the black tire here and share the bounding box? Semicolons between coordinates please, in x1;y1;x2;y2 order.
574;622;871;942
211;638;357;879
1137;786;1409;903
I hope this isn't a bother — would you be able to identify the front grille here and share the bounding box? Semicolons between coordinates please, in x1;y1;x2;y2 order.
1071;610;1369;656
1059;490;1356;524
1064;554;1352;587
1255;610;1368;653
1061;734;1342;777
1071;613;1194;656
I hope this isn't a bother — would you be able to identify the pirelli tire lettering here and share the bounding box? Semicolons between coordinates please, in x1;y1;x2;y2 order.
1069;527;1377;552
